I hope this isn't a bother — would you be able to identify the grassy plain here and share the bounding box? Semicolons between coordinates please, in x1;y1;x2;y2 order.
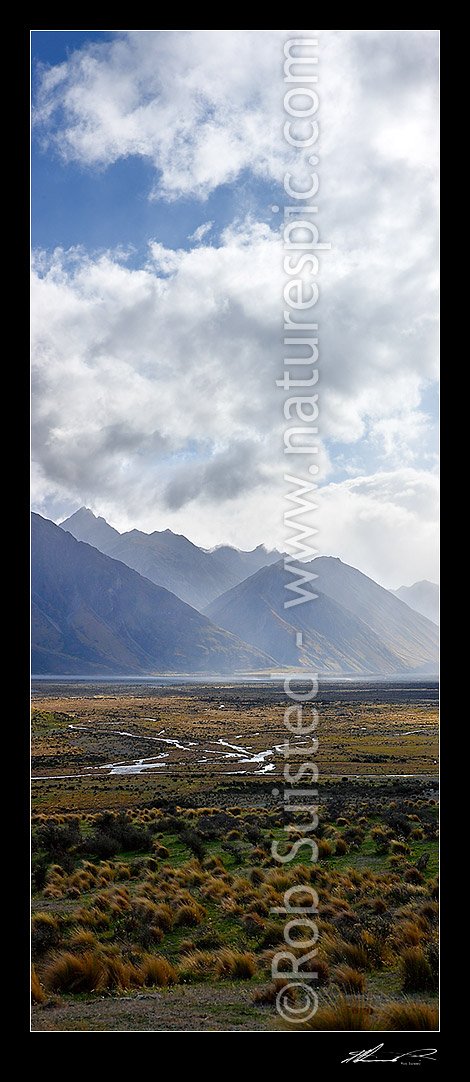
30;681;438;1032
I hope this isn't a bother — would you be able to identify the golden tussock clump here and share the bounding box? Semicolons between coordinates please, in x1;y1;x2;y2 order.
215;948;256;980
242;911;265;935
67;929;98;952
177;947;255;982
251;979;298;1006
42;946;153;994
154;845;170;859
43;885;64;900
266;868;294;892
31;965;46;1004
396;919;422;948
376;1000;439;1030
323;935;369;971
332;964;366;994
114;863;131;881
44;950;105;993
173;902;206;928
220;898;244;917
285;994;374;1031
335;838;349;856
31;911;61;955
182;864;205;888
138;954;178;987
177;949;218;981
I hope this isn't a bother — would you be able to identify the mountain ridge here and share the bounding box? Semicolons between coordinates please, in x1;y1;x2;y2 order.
204;556;439;675
34;509;439;676
59;507;282;612
390;580;439;626
31;513;277;675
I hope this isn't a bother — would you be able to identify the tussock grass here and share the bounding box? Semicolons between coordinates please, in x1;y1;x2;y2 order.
335;837;349;855
390;840;411;856
100;953;141;990
323;935;369;971
31;965;46;1004
174;902;206;927
216;948;255;979
251;979;297;1006
242;912;265;935
286;993;373;1030
130;897;162;924
154;845;170;859
377;1000;439;1030
397;919;422;947
177;948;218;981
138;954;177;987
67;929;98;952
332;964;366;993
31;766;439;1026
44;950;105;993
401;947;434;992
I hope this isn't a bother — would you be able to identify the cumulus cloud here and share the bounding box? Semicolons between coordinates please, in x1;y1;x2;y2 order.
32;31;438;204
32;30;289;200
31;30;439;585
315;469;439;588
31;217;436;487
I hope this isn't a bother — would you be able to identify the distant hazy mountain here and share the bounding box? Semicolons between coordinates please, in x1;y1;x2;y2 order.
205;557;439;675
59;507;281;612
205;541;281;581
31;514;276;675
391;580;439;626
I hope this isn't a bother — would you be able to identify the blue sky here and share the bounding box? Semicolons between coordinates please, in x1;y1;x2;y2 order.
30;30;439;588
31;31;286;256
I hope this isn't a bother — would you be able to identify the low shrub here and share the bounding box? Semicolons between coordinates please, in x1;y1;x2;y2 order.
31;912;61;956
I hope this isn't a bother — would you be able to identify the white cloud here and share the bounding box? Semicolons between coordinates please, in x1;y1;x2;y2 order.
33;30;439;204
315;469;439;588
31;30;439;586
188;220;214;244
33;30;289;200
31;223;439;582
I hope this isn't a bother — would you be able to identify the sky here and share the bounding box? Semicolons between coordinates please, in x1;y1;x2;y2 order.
30;30;439;590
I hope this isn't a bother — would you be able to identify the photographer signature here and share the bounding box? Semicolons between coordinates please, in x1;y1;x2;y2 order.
342;1044;437;1064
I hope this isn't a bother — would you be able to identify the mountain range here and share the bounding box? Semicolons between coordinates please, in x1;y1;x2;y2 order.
391;580;439;626
60;507;281;611
31;513;275;675
205;557;439;675
30;509;439;677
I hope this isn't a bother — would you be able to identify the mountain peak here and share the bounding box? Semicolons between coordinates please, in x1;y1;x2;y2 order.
60;507;121;548
62;506;102;524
